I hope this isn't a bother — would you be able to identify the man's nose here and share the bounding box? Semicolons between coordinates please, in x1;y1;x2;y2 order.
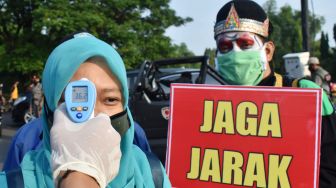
232;41;242;52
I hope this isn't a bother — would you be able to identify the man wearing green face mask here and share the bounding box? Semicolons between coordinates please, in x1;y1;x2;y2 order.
214;0;336;187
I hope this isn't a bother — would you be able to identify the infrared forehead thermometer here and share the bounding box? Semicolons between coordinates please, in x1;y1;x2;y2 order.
65;78;96;123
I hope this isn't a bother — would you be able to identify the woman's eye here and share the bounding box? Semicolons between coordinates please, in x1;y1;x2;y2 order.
104;97;118;104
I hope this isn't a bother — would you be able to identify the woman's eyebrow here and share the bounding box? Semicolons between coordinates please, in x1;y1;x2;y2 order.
101;88;121;93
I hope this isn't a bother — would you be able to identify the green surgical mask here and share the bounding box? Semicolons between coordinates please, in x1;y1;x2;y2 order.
216;50;266;85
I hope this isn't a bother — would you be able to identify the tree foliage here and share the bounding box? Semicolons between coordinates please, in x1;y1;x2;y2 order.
170;43;194;58
320;25;336;82
334;24;336;44
204;48;216;67
320;31;331;59
263;0;324;73
0;0;193;75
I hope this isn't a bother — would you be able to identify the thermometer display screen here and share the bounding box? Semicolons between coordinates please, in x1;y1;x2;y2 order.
72;86;88;103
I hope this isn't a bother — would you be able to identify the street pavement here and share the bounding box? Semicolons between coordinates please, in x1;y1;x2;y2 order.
0;112;22;170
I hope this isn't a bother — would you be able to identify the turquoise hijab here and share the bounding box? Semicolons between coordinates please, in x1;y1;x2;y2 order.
19;33;170;187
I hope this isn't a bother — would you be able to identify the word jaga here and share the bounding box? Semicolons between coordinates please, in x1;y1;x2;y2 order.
200;100;282;137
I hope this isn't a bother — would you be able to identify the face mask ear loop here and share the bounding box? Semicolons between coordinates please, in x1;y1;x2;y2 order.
260;44;268;71
214;57;219;71
215;50;222;71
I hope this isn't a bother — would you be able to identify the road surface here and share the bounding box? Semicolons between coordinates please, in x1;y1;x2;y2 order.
0;112;22;170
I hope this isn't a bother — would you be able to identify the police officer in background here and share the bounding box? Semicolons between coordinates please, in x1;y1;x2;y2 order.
31;75;43;117
213;0;336;187
308;57;332;95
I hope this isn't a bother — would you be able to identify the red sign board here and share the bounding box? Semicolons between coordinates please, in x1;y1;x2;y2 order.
166;84;322;188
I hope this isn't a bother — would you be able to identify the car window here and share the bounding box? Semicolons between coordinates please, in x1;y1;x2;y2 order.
159;72;198;94
159;71;222;95
127;72;138;90
205;74;222;85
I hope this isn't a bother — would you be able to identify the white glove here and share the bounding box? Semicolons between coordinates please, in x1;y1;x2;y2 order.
50;103;122;188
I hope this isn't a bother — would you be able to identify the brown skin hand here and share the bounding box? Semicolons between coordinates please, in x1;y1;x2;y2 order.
59;171;99;188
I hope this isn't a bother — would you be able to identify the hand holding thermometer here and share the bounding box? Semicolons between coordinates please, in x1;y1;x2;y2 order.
64;78;96;123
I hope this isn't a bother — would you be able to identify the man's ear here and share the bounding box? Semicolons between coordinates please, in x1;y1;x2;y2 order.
265;41;275;62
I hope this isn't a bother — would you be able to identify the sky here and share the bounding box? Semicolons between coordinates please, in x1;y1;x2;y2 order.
165;0;336;55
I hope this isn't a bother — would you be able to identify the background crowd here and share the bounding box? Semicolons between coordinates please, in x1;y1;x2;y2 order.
0;75;43;121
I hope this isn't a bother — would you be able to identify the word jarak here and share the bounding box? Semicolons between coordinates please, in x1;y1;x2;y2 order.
187;100;292;188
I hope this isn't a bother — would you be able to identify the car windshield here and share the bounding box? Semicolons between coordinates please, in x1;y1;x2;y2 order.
126;56;225;101
159;71;222;95
127;70;139;90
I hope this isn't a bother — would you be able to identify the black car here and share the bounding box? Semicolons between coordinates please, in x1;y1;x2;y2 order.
0;95;4;137
128;56;226;163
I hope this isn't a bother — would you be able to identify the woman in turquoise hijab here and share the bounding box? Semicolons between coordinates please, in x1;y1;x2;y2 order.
0;33;171;188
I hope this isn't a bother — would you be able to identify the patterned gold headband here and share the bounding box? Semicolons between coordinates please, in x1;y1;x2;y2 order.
214;4;269;38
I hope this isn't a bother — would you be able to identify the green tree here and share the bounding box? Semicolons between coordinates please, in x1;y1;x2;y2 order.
264;4;301;73
320;31;327;57
263;0;324;74
263;0;277;15
333;24;336;44
170;43;194;58
320;32;331;58
0;0;192;74
332;24;336;56
204;48;216;67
